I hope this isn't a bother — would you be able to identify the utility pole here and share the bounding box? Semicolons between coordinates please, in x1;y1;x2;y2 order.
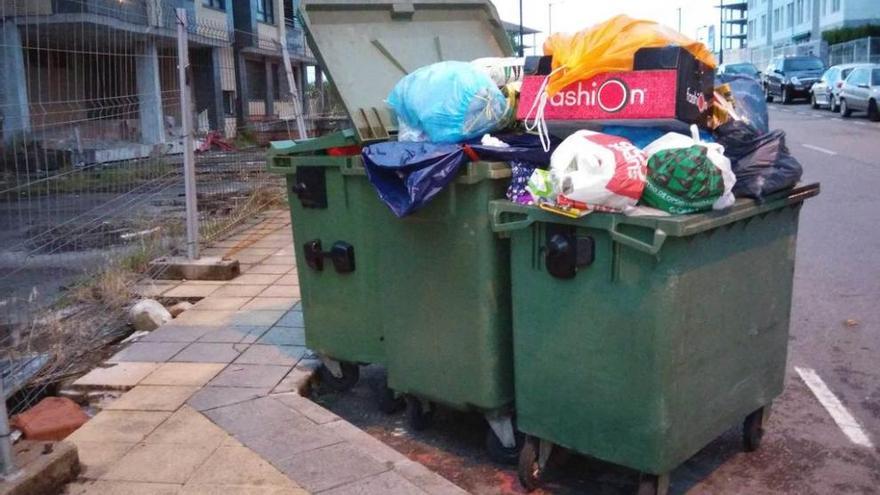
518;0;524;57
176;8;199;260
678;7;682;32
719;0;725;64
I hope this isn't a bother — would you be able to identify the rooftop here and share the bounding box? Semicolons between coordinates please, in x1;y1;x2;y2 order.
501;20;541;35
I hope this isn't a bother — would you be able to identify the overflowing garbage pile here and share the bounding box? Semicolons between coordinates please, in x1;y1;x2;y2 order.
362;14;803;218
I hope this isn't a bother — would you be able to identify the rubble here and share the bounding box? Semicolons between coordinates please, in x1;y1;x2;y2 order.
128;299;171;331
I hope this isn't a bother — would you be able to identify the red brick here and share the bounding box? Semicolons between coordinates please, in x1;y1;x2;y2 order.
11;397;90;441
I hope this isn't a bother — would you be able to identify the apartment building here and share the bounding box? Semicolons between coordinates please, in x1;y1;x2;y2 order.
0;0;315;164
746;0;880;48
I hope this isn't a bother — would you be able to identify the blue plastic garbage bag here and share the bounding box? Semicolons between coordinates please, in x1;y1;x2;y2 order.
600;126;715;149
387;61;509;144
362;141;469;217
716;74;770;134
468;133;562;166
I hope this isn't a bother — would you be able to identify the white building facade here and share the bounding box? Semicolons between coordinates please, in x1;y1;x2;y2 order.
746;0;880;48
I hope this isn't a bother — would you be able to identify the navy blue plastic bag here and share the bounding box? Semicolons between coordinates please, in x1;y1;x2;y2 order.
362;142;469;218
468;133;562;166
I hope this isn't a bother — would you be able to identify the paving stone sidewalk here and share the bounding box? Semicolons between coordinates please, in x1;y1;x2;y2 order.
64;210;467;495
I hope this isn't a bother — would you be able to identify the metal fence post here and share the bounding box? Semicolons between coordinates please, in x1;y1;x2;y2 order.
0;381;19;480
176;8;200;260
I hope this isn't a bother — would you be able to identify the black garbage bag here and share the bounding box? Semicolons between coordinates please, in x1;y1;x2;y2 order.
715;121;803;201
362;141;469;217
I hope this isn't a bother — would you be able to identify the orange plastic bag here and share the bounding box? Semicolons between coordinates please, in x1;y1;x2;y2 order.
543;15;717;96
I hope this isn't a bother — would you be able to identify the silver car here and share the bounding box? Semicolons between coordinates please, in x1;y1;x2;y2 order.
810;63;862;112
839;64;880;121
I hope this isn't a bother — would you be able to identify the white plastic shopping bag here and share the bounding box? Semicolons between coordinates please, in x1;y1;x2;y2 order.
549;131;647;210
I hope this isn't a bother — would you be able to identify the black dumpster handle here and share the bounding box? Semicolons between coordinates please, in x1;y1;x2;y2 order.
608;218;668;256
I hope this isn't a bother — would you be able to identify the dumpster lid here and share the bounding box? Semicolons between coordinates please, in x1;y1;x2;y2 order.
300;0;514;143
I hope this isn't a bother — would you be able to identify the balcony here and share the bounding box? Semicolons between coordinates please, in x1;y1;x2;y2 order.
285;18;314;61
8;0;230;47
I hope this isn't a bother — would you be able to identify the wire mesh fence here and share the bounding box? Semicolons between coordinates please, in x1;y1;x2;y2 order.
828;37;880;66
0;0;343;418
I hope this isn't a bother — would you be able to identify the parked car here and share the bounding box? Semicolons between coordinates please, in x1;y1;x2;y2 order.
718;62;761;81
838;64;880;121
763;55;826;104
810;64;863;111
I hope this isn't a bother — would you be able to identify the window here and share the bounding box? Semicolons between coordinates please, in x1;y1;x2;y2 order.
749;20;755;39
787;4;794;28
832;0;840;13
840;67;854;80
847;68;868;86
774;9;780;31
761;14;767;36
203;0;225;9
822;0;827;15
256;0;275;24
797;0;804;23
872;69;880;86
223;91;235;116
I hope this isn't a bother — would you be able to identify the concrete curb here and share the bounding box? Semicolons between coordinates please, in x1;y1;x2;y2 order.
0;441;79;495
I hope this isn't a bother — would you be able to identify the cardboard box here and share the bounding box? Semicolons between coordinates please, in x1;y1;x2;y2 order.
517;47;714;128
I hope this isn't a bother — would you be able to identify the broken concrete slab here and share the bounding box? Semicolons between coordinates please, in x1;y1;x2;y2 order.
149;256;240;281
0;441;79;495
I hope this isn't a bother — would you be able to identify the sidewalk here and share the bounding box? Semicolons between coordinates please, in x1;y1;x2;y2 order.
63;210;466;495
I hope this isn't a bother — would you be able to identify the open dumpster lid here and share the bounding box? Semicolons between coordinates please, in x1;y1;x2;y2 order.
300;0;514;143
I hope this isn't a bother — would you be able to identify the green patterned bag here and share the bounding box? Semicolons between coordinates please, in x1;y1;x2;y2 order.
642;145;724;214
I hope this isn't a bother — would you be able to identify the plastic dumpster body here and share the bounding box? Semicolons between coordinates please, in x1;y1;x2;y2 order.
268;131;390;383
270;0;521;457
490;184;819;492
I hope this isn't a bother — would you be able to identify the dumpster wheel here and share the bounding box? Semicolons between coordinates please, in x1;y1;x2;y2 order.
372;374;405;414
743;406;767;452
517;436;551;492
405;396;434;431
636;473;670;495
317;361;360;392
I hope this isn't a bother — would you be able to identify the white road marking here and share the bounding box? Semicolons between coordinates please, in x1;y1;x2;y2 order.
795;366;874;448
802;144;838;155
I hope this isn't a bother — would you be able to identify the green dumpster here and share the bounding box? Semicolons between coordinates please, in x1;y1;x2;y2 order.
490;184;819;493
268;131;391;390
270;0;521;456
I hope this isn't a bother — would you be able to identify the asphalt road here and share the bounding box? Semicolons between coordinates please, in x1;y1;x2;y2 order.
314;104;880;494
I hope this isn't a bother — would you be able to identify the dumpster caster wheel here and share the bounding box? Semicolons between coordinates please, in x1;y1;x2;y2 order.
517;436;549;492
405;396;433;431
743;407;766;452
373;375;404;415
317;362;359;392
485;426;523;465
636;473;670;495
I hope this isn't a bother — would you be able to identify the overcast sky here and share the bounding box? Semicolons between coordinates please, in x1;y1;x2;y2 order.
491;0;720;56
